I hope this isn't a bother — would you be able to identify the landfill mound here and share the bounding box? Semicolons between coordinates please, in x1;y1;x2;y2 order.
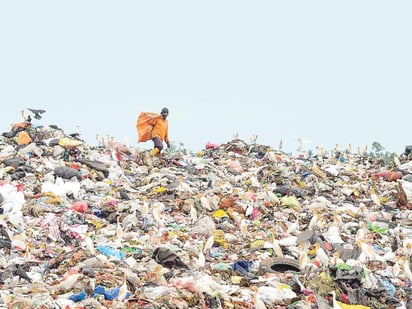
1;113;412;308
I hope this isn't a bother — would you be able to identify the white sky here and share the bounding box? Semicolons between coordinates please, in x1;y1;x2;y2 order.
1;1;411;154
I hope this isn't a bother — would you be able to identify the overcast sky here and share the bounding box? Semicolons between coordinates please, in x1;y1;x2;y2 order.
1;1;411;154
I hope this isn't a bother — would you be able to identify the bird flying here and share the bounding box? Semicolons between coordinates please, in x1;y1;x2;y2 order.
27;108;46;120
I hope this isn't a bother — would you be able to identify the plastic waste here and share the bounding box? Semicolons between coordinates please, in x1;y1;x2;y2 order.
139;286;175;301
71;200;89;213
93;285;130;300
212;229;228;248
67;224;89;239
366;222;388;235
232;260;258;280
96;245;126;260
212;209;229;219
136;111;160;142
2;111;412;308
371;171;403;181
0;183;25;213
91;209;102;217
212;263;232;271
205;142;219;150
58;137;83;148
280;196;302;212
257;286;285;304
69;291;87;302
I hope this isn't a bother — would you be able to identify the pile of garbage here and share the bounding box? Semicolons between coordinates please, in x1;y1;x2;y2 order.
1;111;412;308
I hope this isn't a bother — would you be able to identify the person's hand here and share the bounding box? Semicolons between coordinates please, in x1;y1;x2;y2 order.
166;142;171;148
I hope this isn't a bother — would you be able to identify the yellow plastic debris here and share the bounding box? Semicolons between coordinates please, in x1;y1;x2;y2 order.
380;196;390;204
212;209;229;219
213;230;228;248
58;137;83;148
295;178;305;187
337;301;370;309
4;166;15;173
278;282;291;288
156;187;167;193
223;300;235;308
250;239;266;250
149;186;167;196
308;246;316;255
231;276;243;284
87;219;104;230
42;192;57;198
311;164;327;178
44;197;62;205
280;196;302;212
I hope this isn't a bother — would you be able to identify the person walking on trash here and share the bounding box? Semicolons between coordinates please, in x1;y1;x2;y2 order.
136;107;171;156
150;107;170;155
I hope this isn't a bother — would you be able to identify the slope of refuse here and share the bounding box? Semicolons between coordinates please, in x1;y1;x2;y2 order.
1;115;412;308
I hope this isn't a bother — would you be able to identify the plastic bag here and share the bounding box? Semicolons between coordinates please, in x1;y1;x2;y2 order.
136;112;160;142
16;131;32;145
96;245;126;260
93;285;130;300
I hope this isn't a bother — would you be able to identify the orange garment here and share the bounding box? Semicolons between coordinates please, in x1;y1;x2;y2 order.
151;117;169;144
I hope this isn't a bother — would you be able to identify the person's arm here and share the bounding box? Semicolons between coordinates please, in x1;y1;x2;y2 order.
165;122;170;148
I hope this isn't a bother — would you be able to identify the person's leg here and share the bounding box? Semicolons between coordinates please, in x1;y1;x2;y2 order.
151;137;163;155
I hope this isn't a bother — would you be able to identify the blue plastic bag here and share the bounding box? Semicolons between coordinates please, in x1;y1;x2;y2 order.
96;245;126;260
69;291;87;302
93;285;130;300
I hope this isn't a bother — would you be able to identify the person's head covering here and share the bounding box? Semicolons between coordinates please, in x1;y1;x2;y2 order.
161;107;169;116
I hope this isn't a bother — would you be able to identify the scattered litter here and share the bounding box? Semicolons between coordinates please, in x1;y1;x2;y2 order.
0;110;412;308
